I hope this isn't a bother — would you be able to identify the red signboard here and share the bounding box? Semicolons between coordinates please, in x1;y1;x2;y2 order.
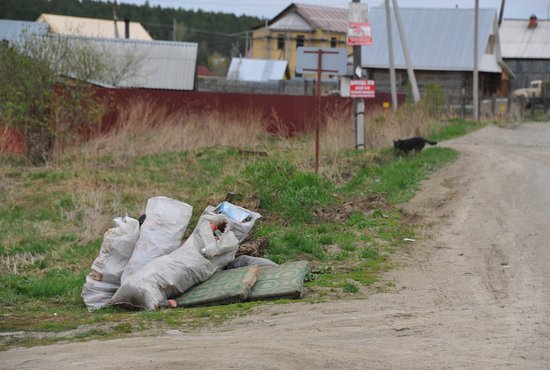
347;22;372;46
350;79;375;98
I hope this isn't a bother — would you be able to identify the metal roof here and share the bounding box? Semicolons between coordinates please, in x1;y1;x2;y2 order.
59;35;197;90
37;13;152;40
362;7;502;72
295;3;348;33
269;12;314;32
267;3;348;33
0;19;48;44
227;58;288;82
500;19;550;59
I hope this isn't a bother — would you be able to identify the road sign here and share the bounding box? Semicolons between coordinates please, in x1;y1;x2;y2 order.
295;47;347;75
350;79;375;98
347;22;372;46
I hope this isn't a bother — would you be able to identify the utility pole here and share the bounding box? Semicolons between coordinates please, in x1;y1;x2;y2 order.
350;0;367;149
385;0;398;111
474;0;479;121
498;0;506;26
173;18;176;41
391;0;420;103
112;0;119;39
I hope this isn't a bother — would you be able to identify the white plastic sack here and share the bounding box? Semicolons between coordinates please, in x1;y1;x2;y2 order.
211;202;261;243
110;211;239;310
91;216;140;284
82;216;140;310
121;196;192;283
82;276;120;310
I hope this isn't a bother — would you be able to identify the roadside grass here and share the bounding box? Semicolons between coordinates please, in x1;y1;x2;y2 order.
427;117;486;142
0;113;486;349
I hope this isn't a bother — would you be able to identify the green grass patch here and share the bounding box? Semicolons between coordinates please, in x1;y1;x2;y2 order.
342;281;359;293
243;160;334;223
0;118;471;347
428;118;486;142
342;147;457;203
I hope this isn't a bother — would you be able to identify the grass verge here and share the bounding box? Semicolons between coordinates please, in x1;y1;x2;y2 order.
0;116;485;349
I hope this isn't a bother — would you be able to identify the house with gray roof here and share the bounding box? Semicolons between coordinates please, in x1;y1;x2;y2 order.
0;19;198;91
0;19;48;44
500;16;550;91
59;35;198;90
362;7;512;101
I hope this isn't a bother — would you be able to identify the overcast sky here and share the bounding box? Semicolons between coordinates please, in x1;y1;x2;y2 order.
119;0;550;20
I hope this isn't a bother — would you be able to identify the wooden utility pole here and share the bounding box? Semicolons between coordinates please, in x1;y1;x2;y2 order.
112;0;119;38
391;0;420;103
173;18;176;41
474;0;479;121
498;0;506;26
385;0;398;111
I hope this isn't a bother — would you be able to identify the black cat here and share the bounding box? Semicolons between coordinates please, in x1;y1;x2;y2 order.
393;137;437;155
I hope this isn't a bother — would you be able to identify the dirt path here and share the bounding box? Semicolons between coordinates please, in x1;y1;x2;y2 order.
3;123;550;369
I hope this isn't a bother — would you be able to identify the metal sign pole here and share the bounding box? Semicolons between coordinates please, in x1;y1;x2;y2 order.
351;0;366;149
316;49;322;174
297;47;346;174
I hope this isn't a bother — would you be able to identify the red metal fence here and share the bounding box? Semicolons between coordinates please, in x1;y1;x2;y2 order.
96;88;404;135
1;88;404;155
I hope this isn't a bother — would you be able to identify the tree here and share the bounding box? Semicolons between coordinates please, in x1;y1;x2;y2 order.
0;33;128;163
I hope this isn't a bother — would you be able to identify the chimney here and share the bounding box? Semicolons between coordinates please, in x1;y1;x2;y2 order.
124;16;130;39
528;14;538;28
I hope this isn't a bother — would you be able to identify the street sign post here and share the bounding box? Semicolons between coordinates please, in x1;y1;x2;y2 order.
296;47;347;173
347;22;372;46
350;79;375;98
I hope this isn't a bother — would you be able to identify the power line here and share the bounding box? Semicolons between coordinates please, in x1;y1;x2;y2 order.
140;21;251;38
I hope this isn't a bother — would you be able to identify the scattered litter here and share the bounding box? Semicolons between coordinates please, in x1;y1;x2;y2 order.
82;195;291;311
172;261;309;307
120;196;193;283
174;265;260;308
248;261;309;301
403;238;416;242
165;330;182;336
109;200;262;310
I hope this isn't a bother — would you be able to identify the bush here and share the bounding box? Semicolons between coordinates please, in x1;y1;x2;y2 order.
0;34;114;164
421;83;447;118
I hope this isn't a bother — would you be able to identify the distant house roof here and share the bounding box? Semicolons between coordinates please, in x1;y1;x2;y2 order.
500;19;550;59
266;3;347;33
362;7;507;74
227;58;288;81
0;19;48;44
59;35;197;90
36;13;152;40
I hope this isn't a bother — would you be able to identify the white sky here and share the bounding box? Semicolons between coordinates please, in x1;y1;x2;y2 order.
119;0;550;20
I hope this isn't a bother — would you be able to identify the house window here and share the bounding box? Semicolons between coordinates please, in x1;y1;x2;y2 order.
296;35;304;48
331;37;337;47
277;34;285;50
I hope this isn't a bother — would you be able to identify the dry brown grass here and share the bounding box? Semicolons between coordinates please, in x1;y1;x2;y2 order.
73;99;270;163
72;99;436;162
65;99;440;181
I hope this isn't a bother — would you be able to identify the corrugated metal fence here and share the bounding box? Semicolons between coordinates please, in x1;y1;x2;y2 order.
97;88;403;135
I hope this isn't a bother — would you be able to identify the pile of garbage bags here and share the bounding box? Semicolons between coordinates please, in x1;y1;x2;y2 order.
81;195;261;310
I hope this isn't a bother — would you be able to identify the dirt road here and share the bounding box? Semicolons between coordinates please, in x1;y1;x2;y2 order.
3;123;550;369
